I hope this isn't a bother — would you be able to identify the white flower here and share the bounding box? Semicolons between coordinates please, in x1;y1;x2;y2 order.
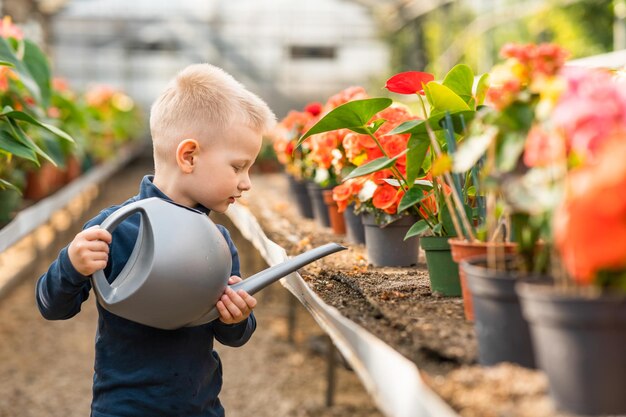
358;180;377;202
314;168;329;184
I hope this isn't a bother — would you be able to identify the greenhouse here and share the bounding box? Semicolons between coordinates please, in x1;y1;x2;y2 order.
0;1;625;417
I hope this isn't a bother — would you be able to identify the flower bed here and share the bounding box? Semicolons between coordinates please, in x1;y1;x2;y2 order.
0;16;144;227
241;174;572;417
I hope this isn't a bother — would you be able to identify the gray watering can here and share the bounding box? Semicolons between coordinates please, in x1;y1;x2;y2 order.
92;197;346;330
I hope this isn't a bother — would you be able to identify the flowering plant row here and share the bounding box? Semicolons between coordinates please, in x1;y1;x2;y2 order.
273;41;626;292
0;16;143;197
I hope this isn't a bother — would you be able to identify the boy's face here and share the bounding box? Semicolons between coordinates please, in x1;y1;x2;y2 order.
191;125;263;213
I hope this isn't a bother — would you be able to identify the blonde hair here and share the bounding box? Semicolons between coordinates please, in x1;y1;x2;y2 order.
150;64;276;166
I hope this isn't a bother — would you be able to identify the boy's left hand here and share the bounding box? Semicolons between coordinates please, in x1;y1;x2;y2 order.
216;276;257;325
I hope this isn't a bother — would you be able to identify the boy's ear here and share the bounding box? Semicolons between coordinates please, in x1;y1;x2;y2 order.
176;139;200;173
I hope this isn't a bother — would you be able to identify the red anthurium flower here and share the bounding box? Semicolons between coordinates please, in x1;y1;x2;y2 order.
385;71;434;95
304;102;323;116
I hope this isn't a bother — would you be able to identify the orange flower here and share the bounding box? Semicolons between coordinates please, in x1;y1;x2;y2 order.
381;134;408;166
370;169;394;185
326;86;368;110
372;184;403;215
332;183;352;213
310;131;343;169
554;137;626;284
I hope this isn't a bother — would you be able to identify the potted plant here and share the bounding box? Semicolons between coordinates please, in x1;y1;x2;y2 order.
0;18;75;205
272;103;323;219
297;90;430;266
514;65;626;416
384;64;487;296
448;43;572;367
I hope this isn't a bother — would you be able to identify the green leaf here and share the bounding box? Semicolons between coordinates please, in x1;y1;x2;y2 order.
388;119;423;135
2;108;74;143
0;130;38;162
439;204;456;237
23;40;51;106
8;119;56;165
406;133;430;185
425;82;471;117
296;98;392;148
442;64;474;105
436;110;476;134
398;187;429;213
0;60;14;67
475;73;490;106
0;178;21;192
0;37;41;102
343;155;399;181
404;220;429;240
351;118;387;135
390;110;475;136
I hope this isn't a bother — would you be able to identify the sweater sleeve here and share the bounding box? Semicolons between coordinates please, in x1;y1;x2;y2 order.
35;213;107;320
211;223;256;347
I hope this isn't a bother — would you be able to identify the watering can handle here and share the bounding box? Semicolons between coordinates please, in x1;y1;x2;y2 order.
92;199;152;300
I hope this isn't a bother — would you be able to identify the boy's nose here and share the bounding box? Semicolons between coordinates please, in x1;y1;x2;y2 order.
239;175;252;191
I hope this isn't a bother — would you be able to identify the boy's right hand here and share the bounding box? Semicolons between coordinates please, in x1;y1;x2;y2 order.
68;226;112;276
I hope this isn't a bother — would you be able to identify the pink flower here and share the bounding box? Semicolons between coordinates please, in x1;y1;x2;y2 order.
551;67;626;161
0;16;23;40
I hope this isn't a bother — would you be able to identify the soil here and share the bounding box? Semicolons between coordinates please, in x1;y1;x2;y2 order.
240;174;578;417
0;155;382;417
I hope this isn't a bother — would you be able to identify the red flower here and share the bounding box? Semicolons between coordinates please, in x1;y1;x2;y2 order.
385;71;434;95
304;102;323;116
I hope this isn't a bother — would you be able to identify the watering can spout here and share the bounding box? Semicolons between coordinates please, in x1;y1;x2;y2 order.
186;242;347;326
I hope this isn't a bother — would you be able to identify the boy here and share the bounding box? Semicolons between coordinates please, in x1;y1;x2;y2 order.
36;64;276;416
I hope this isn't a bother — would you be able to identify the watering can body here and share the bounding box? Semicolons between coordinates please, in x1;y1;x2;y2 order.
92;197;346;330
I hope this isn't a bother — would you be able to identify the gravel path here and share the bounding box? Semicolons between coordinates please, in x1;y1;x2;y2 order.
0;155;381;417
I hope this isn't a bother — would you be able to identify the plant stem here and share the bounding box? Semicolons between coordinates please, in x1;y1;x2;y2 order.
418;96;476;241
365;130;409;192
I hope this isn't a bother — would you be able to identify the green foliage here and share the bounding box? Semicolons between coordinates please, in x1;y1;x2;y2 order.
296;98;392;147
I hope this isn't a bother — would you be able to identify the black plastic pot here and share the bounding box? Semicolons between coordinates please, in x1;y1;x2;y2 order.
517;282;626;416
305;182;331;228
286;175;314;219
461;255;537;368
362;214;419;267
343;204;365;245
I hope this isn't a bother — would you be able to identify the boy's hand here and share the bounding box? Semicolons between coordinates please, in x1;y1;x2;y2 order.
216;276;257;325
68;226;112;276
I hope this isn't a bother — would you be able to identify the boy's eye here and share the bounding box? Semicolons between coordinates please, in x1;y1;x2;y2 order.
232;165;243;172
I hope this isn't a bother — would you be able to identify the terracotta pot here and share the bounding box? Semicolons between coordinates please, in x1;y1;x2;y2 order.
64;155;82;183
322;190;345;235
24;163;58;201
448;239;517;321
517;283;626;415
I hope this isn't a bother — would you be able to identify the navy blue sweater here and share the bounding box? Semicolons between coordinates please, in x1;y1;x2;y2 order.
36;176;256;417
